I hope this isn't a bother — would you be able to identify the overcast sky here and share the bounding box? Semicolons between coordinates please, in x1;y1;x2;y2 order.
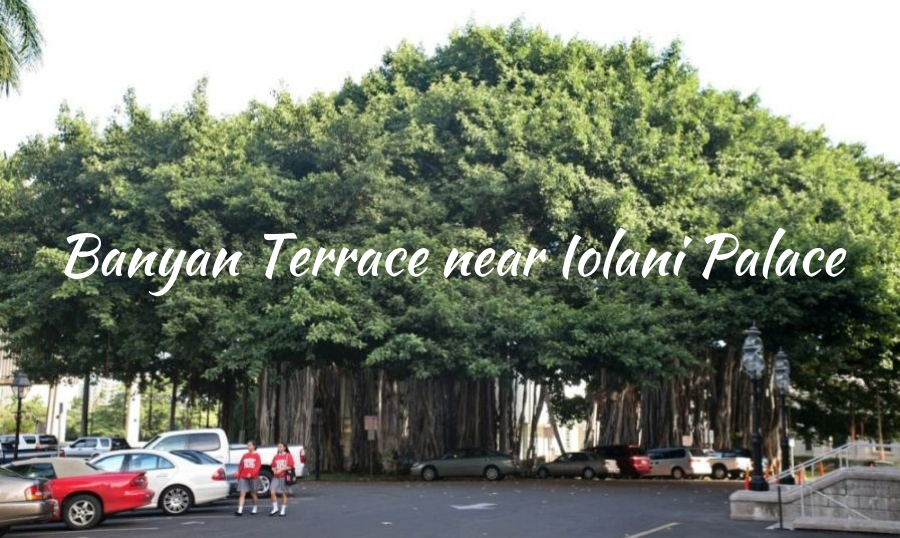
1;1;897;162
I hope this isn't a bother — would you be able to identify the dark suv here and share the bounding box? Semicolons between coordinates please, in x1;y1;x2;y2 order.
587;444;652;478
38;435;59;452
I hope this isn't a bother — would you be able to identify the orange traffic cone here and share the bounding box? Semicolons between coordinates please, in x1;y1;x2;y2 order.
797;470;803;484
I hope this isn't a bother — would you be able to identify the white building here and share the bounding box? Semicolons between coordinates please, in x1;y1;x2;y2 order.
0;340;140;444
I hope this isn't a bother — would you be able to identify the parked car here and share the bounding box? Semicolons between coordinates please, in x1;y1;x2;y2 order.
0;467;56;536
707;448;753;479
2;457;154;530
587;445;652;478
170;450;239;495
410;448;519;481
142;428;305;494
534;452;613;480
0;434;61;464
0;434;58;454
111;436;131;451
645;447;712;479
91;449;229;515
59;437;115;459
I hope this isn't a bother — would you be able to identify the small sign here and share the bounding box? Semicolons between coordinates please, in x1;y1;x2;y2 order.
364;415;378;431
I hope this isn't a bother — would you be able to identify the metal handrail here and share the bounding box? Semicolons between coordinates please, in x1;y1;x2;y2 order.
782;441;895;521
771;441;895;483
770;442;851;483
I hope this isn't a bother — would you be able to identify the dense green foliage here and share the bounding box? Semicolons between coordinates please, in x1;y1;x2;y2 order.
2;22;899;444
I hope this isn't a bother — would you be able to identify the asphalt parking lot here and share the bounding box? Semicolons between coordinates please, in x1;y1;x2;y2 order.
10;479;872;538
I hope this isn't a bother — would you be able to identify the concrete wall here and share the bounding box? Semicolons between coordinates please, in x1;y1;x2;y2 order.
731;467;900;525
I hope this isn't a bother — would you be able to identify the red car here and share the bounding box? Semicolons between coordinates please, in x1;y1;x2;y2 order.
2;457;154;530
587;445;653;478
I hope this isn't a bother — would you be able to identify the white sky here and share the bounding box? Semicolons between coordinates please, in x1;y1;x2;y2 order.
1;1;898;162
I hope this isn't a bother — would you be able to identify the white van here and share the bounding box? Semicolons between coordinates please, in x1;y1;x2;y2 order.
646;447;712;479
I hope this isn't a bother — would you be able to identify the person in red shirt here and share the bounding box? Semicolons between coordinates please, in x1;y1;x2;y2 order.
235;440;262;516
269;442;295;516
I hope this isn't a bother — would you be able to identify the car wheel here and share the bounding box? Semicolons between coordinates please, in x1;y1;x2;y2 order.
257;470;273;495
421;466;438;482
582;468;595;480
536;467;549;479
63;494;103;530
484;465;501;481
0;526;8;537
160;485;193;515
712;465;729;480
671;467;685;480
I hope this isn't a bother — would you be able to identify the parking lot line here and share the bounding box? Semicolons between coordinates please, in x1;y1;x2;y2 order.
625;522;679;538
14;527;160;536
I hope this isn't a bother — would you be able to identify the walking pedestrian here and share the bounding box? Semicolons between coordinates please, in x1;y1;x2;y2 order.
235;440;262;516
269;442;295;516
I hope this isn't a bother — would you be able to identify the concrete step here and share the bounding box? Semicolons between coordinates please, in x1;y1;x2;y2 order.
792;516;900;535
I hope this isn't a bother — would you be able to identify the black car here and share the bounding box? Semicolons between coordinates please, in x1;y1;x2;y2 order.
38;436;58;452
110;436;131;451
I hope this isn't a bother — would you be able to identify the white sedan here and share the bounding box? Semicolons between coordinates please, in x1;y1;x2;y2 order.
91;449;229;515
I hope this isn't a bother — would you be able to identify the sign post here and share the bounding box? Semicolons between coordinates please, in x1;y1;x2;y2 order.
364;415;378;476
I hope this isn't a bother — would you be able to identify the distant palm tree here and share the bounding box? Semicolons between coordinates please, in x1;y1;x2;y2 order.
0;0;43;95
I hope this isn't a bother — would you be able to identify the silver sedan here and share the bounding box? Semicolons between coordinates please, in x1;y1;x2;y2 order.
411;448;519;481
535;452;614;480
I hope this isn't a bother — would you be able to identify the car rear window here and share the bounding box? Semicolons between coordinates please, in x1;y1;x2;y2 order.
0;467;24;478
189;433;220;452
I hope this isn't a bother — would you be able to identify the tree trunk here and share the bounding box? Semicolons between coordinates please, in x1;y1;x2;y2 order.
526;382;545;462
544;391;567;455
350;369;378;473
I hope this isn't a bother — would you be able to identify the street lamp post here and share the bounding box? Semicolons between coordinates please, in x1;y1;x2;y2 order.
741;325;769;492
774;349;794;485
11;372;32;461
314;406;323;481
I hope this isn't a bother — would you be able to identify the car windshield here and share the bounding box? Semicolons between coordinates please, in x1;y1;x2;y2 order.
0;436;14;443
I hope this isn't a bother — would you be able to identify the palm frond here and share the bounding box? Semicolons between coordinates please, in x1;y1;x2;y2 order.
0;0;43;94
0;22;19;95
